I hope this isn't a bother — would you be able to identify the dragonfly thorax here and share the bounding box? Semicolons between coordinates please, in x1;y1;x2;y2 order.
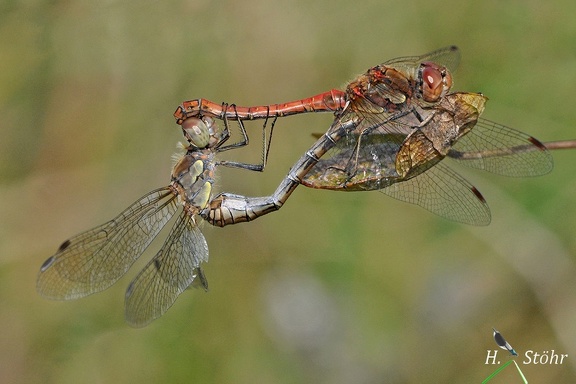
171;151;216;210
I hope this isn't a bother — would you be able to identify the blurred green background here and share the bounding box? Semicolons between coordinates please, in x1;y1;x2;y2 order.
2;0;576;383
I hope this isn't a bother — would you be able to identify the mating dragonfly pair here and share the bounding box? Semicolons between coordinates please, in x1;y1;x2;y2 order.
37;46;567;326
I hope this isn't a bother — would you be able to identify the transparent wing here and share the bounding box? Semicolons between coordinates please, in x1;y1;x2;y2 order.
124;212;209;327
302;137;490;225
448;118;553;177
383;45;461;73
37;187;178;300
316;100;428;182
302;139;402;189
381;162;491;225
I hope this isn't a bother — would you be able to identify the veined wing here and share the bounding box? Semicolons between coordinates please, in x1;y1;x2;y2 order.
37;187;178;300
320;91;434;173
380;162;491;225
125;211;209;328
301;137;402;190
448;118;553;177
303;91;489;189
383;45;461;74
303;137;490;225
301;135;490;225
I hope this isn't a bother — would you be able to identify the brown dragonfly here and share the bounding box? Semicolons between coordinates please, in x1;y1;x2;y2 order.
175;46;558;226
37;114;273;327
300;91;554;225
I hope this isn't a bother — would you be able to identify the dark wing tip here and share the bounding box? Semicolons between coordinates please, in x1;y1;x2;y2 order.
528;136;548;151
471;186;491;226
57;239;71;252
471;186;487;204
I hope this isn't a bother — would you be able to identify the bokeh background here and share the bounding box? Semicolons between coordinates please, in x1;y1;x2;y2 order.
2;1;576;383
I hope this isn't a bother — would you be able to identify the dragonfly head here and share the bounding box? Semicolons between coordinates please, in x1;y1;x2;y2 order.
418;62;453;103
182;116;218;149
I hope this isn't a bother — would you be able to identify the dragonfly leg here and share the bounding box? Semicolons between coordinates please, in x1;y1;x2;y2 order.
197;104;275;172
216;105;277;172
175;92;347;175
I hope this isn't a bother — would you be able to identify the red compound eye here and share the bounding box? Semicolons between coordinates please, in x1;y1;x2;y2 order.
420;62;451;102
422;65;442;91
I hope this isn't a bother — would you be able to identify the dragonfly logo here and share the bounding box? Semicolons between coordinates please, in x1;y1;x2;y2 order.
482;328;569;384
492;328;517;356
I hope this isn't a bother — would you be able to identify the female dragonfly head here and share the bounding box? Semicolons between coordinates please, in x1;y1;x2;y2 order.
181;116;222;149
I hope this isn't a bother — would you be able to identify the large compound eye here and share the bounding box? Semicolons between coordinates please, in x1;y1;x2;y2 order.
182;117;210;148
203;116;216;135
201;116;224;146
423;66;442;89
420;62;452;102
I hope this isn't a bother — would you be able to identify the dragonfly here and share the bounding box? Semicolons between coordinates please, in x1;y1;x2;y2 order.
37;113;273;327
492;328;518;356
299;91;553;225
175;46;559;227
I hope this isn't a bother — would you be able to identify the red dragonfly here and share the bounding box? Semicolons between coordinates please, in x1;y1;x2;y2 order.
175;46;558;226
